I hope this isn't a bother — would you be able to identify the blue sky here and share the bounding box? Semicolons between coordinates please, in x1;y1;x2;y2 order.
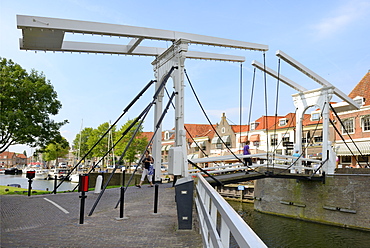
1;0;369;155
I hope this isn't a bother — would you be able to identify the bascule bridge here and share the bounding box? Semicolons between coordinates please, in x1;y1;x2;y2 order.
17;15;367;247
16;14;268;181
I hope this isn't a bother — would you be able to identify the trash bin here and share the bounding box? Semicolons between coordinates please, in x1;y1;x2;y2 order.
175;177;194;230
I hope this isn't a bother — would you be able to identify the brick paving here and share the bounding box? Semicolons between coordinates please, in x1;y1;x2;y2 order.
0;183;203;248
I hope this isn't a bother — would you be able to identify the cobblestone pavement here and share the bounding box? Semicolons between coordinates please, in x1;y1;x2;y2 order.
0;183;203;248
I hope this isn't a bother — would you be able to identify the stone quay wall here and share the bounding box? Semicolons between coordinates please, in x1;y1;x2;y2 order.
88;172;143;188
254;168;370;231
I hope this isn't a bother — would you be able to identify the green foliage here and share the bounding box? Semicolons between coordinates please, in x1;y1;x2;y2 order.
72;119;149;167
73;127;93;160
0;57;68;153
42;136;70;164
86;122;116;163
115;119;148;165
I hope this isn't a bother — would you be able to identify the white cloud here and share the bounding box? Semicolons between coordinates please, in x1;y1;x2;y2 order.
312;0;370;39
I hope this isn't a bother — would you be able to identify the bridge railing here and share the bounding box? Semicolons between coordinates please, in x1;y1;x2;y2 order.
194;173;267;248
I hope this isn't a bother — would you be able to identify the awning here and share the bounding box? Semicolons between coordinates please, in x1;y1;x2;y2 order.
239;136;248;143
250;134;260;142
191;141;205;148
211;136;221;144
336;142;370;156
166;145;172;150
161;145;167;151
221;135;230;143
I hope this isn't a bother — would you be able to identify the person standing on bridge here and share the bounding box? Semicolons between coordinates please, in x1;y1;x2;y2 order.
243;141;253;171
136;150;154;188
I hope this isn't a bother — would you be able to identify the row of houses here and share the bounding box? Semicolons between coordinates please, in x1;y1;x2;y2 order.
3;71;370;169
144;70;370;169
0;151;27;168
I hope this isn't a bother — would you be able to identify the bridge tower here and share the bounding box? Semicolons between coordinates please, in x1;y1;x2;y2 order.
252;50;360;174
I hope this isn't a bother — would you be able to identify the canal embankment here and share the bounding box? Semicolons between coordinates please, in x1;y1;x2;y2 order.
254;168;370;231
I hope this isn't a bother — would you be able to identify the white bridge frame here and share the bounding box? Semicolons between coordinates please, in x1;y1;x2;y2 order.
251;50;360;174
17;15;268;180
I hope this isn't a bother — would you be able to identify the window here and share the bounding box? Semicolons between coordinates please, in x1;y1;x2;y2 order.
342;118;354;134
221;127;226;133
354;96;364;106
164;131;170;140
270;134;278;146
302;131;310;144
361;116;370;132
282;136;290;143
311;113;320;121
279;118;287;126
250;122;259;130
216;143;222;149
341;156;351;163
358;156;368;163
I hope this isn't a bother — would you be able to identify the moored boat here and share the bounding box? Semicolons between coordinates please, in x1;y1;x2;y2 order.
4;167;22;175
35;169;49;180
48;167;71;180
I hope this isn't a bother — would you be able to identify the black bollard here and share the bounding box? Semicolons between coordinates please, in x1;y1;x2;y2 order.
154;183;159;213
26;171;35;197
120;186;125;219
28;179;32;197
54;175;57;194
79;191;87;224
78;174;89;224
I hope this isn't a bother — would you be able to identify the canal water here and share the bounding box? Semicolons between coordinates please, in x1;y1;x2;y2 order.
0;174;78;192
228;201;370;248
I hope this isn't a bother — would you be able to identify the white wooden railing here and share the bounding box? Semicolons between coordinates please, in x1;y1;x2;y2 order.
194;174;267;248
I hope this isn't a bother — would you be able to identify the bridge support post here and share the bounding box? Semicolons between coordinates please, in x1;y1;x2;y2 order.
292;87;335;174
152;39;189;180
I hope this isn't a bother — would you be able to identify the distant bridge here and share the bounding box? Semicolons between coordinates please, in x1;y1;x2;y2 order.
187;153;326;186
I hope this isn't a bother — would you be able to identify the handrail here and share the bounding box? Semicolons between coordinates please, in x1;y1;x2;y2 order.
195;174;267;248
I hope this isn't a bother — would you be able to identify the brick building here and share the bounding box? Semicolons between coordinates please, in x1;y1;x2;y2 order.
333;70;370;168
0;151;27;168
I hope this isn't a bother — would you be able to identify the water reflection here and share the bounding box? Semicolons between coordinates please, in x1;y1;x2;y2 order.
228;201;370;248
0;174;78;192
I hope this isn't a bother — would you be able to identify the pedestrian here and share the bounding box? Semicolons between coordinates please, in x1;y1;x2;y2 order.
136;150;154;188
243;141;252;174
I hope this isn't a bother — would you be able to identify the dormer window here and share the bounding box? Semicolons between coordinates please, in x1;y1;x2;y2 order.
279;118;287;126
164;131;170;140
354;96;365;106
311;112;320;121
250;122;259;131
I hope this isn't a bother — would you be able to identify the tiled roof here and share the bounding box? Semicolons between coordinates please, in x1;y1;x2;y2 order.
139;132;153;141
231;125;250;133
266;113;296;131
349;70;370;106
253;116;284;130
0;151;16;158
184;124;215;141
16;154;27;159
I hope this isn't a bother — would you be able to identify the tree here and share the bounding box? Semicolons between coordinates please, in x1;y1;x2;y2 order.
86;122;116;166
115;119;148;165
42;136;70;166
0;57;68;153
72;127;94;160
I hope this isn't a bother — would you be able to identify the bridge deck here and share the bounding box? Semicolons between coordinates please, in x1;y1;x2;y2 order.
1;183;203;247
